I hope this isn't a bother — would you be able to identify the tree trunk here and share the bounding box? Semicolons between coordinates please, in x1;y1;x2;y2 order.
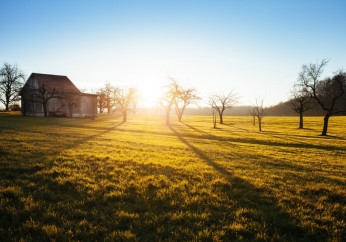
321;114;330;136
252;116;256;126
219;114;223;124
165;110;170;125
258;117;262;131
5;94;10;111
43;102;48;117
122;111;127;123
299;112;303;129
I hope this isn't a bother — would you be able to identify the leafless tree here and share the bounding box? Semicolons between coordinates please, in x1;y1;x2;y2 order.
248;106;257;126
174;88;200;122
129;88;138;115
251;99;264;131
288;84;314;129
103;83;114;114
0;63;25;111
160;78;180;125
22;83;58;117
96;89;107;113
212;109;217;128
209;91;238;124
60;89;81;117
113;86;135;122
299;59;346;136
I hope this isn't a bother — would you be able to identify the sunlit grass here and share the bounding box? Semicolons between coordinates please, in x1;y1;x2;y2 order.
0;113;345;241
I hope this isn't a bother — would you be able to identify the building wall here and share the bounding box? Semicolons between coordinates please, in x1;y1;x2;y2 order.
21;76;97;118
79;95;97;118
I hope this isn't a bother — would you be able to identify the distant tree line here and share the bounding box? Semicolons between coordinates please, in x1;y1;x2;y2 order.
1;60;345;136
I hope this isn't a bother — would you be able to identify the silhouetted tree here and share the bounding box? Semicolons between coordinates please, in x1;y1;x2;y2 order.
22;83;58;117
248;106;256;126
288;85;314;129
299;59;346;135
0;63;25;111
174;88;200;122
113;87;135;122
129;88;138;115
212;109;217;128
104;83;114;114
96;89;107;113
251;99;264;131
209;91;238;124
160;78;180;125
60;89;81;117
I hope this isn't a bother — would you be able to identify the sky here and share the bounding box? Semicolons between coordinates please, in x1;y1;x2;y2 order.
1;0;346;107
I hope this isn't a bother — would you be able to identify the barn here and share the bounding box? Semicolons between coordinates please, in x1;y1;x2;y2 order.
20;73;97;118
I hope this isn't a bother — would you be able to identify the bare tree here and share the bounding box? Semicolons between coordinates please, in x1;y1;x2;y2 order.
113;86;134;122
96;89;107;114
299;59;346;135
160;78;180;125
60;89;81;117
174;88;200;122
288;84;314;129
129;88;138;115
248;106;257;126
22;83;58;117
212;109;217;128
209;91;238;124
251;99;264;131
0;63;25;111
104;83;114;114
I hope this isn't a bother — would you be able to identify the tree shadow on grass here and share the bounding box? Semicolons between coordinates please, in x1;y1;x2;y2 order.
168;125;323;241
179;123;343;151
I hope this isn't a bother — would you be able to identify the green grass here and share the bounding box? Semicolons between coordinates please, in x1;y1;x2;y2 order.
0;112;345;241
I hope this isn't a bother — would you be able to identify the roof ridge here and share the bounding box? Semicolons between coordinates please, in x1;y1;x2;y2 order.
32;73;68;78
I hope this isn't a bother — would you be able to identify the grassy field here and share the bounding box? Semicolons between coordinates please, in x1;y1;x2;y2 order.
0;112;345;241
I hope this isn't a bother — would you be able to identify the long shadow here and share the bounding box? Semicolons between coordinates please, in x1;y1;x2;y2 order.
180;123;346;186
117;127;342;151
177;123;343;152
0;121;125;181
168;125;320;241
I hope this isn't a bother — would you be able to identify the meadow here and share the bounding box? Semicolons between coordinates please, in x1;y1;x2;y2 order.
0;112;345;241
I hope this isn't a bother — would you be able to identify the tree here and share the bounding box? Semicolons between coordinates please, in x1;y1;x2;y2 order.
174;88;200;122
288;84;314;129
113;86;134;122
251;99;264;131
22;83;58;117
299;59;346;136
209;91;238;124
96;89;107;113
129;88;138;115
160;78;180;125
60;89;81;117
212;109;217;128
248;106;257;126
103;83;114;114
0;63;25;111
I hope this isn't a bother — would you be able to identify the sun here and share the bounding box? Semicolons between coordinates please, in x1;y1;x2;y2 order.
136;82;163;108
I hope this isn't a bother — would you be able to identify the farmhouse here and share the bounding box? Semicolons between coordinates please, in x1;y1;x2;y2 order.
20;73;97;118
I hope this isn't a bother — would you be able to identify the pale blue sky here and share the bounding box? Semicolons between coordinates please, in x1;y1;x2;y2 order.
1;0;345;107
